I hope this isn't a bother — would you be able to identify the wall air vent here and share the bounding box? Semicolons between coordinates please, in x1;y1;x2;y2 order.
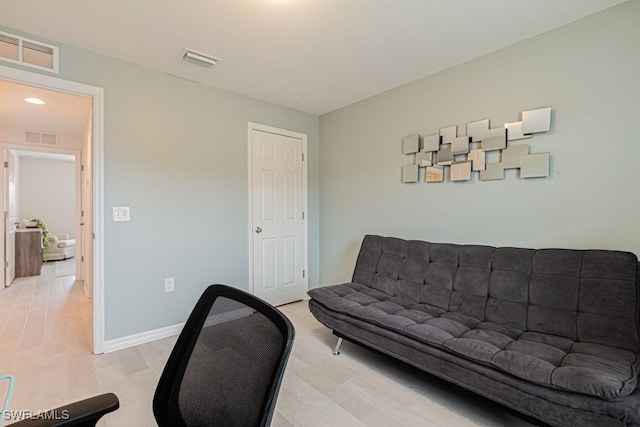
0;31;59;73
179;48;222;69
25;131;57;146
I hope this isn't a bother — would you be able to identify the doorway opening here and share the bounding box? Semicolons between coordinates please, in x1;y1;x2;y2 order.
4;149;81;285
0;65;104;353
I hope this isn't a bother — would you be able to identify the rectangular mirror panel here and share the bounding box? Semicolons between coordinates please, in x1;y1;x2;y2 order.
425;166;444;183
403;134;420;154
502;144;529;169
522;107;551;134
440;125;457;144
521;152;550;178
468;149;486;171
467;119;489;142
481;133;506;152
451;161;472;181
423;134;441;152
436;144;453;165
479;162;504;181
416;151;433;167
485;127;505;139
506;121;532;141
402;164;419;183
451;136;471;155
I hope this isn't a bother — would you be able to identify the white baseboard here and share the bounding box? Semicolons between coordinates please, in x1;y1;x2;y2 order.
103;322;184;353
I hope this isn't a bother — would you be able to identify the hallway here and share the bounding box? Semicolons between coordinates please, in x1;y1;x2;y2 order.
0;263;92;413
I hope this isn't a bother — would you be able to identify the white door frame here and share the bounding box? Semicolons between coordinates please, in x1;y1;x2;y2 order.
247;122;308;297
3;149;17;287
0;65;105;354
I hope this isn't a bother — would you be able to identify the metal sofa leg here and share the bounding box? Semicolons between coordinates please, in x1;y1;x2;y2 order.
333;337;343;355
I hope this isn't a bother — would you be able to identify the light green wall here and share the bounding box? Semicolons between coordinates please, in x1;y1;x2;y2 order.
319;1;640;285
0;27;320;340
3;1;639;339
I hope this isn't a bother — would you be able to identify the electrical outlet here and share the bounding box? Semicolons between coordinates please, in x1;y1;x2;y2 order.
164;277;175;292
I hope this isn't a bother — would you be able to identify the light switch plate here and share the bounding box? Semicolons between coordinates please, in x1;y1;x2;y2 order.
113;206;131;222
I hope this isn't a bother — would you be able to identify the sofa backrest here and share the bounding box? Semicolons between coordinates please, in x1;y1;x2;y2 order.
352;235;640;352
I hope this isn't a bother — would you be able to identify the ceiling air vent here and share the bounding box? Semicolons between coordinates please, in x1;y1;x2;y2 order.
179;48;221;69
25;131;57;146
0;31;58;73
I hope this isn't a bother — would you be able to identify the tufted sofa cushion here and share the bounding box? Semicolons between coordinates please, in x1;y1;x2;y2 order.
309;235;640;400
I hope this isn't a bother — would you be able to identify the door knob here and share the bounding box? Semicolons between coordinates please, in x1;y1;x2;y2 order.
255;227;262;233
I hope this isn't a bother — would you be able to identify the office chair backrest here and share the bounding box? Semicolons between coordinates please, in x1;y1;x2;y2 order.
153;285;295;427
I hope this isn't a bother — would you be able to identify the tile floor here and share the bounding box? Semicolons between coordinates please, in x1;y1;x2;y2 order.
0;265;541;426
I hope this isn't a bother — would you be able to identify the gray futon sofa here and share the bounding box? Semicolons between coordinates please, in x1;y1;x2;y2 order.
308;235;640;427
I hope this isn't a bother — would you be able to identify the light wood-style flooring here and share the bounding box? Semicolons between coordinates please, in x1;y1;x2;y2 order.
0;266;540;426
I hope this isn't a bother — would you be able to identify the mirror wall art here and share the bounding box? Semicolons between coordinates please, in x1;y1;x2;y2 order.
401;107;552;184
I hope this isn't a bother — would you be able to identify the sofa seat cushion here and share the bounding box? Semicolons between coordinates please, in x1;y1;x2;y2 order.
309;283;477;346
444;330;639;400
309;283;640;400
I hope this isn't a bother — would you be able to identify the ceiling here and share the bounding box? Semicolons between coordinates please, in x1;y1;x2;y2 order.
0;80;91;136
0;0;628;116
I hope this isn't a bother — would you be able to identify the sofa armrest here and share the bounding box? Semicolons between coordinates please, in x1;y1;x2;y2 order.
57;240;75;249
10;392;119;427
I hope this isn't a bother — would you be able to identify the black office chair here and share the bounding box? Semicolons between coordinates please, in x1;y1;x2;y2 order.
13;284;295;427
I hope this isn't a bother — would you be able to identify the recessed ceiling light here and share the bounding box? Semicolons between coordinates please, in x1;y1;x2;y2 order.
25;97;45;105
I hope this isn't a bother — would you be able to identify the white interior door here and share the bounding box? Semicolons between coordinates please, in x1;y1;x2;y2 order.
4;149;16;287
250;126;306;306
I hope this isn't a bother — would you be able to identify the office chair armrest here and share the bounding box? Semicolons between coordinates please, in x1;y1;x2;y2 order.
10;392;119;427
